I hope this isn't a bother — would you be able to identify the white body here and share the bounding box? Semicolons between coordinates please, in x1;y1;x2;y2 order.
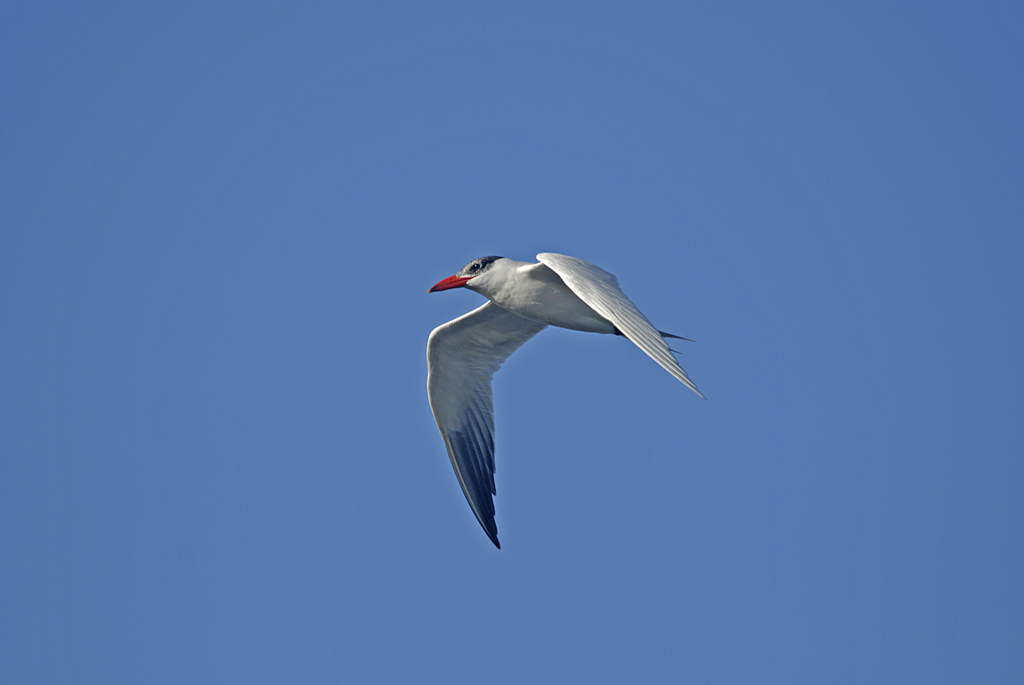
427;252;702;548
465;258;617;333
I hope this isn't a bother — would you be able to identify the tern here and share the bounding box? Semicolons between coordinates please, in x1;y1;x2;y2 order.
427;252;703;548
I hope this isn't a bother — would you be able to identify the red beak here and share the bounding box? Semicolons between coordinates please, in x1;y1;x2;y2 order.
428;274;472;293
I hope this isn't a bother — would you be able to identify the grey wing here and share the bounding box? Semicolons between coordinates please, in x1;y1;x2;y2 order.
427;302;547;548
537;252;704;398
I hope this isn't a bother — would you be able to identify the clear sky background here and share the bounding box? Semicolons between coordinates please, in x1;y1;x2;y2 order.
2;2;1022;682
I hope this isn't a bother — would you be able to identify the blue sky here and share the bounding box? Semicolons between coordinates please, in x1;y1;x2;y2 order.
2;2;1022;682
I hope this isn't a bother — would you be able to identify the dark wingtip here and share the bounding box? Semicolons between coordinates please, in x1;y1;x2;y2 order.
481;519;501;549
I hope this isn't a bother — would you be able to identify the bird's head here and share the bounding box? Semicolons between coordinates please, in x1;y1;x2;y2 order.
428;256;504;292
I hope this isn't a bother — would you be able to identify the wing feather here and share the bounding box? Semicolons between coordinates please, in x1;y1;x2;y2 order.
427;302;547;548
537;252;704;398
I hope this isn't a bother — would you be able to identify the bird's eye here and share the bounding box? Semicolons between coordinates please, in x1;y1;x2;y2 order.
471;263;480;271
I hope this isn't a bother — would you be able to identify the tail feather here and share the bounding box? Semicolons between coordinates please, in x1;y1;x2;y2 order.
613;327;694;343
659;330;694;343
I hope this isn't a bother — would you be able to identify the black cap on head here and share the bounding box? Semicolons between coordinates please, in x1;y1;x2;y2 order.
457;256;503;278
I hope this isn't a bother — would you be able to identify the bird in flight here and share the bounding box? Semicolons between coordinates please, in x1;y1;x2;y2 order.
427;252;703;548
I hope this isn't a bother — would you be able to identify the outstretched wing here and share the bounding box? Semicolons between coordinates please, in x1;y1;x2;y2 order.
537;252;704;398
427;302;547;548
